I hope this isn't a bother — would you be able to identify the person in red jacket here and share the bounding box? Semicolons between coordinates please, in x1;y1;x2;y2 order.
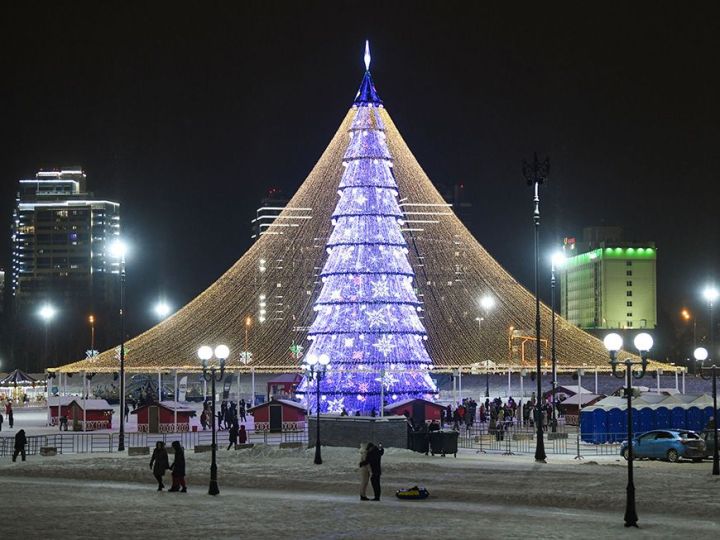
238;425;248;445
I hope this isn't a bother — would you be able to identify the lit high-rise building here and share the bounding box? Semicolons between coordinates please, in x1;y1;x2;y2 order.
12;168;120;305
560;227;657;331
9;168;121;370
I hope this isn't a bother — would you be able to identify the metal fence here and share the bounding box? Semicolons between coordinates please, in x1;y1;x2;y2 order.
458;428;624;457
0;428;309;458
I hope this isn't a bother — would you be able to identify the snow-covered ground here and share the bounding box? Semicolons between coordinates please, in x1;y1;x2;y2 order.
1;445;718;538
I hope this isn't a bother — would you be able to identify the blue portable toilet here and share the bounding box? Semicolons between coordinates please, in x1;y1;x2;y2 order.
636;401;655;433
670;405;687;429
607;406;625;443
653;405;671;429
580;408;596;443
687;405;704;432
592;408;608;443
689;395;715;432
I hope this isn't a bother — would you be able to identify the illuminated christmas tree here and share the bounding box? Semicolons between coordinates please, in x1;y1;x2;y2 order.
299;43;437;414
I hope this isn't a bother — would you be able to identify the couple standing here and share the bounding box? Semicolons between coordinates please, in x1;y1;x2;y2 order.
359;442;383;501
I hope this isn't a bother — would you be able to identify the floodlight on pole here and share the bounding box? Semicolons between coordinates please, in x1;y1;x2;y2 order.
154;301;172;319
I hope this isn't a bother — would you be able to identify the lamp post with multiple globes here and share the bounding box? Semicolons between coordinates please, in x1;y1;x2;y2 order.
604;331;653;528
301;353;330;465
198;344;229;495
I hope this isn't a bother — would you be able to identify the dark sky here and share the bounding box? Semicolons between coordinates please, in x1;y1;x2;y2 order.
1;2;719;341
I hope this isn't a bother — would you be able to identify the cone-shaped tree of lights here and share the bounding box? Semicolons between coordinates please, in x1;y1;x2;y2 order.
298;44;437;414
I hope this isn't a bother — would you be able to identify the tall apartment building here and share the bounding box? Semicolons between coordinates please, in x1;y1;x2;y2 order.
9;168;121;370
560;227;657;331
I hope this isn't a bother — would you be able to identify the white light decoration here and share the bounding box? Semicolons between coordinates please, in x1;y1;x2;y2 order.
694;347;709;361
480;295;495;311
633;333;653;352
603;333;623;353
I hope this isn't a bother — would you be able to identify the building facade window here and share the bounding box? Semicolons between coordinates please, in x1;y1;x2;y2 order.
626;291;632;296
627;301;633;307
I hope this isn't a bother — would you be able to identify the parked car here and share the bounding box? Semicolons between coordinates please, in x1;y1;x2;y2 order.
702;429;720;458
620;430;706;462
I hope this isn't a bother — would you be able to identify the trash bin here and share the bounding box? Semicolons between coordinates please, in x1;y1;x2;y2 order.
409;431;429;454
429;430;459;457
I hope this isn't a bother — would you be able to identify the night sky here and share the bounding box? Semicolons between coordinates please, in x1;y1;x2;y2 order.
1;2;719;354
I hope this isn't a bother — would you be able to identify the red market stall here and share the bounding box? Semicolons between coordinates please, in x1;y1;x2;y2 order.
132;401;196;433
249;398;306;432
385;398;446;424
48;396;74;427
67;399;113;431
266;374;303;401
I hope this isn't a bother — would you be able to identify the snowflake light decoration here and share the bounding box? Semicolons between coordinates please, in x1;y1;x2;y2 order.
370;276;390;298
366;308;386;328
373;334;395;356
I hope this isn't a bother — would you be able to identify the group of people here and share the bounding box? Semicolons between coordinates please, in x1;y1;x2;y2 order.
149;441;187;492
200;399;247;431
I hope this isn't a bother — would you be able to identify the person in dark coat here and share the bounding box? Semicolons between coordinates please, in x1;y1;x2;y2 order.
238;425;248;445
149;441;170;490
0;412;3;432
228;423;239;450
168;441;187;492
360;442;384;501
13;429;27;462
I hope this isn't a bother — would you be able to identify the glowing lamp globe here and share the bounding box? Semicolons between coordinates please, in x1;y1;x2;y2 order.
603;333;623;353
154;302;171;318
39;304;57;321
694;347;709;362
197;346;213;361
480;296;495;311
306;354;318;366
318;354;330;366
703;286;720;303
551;252;566;269
214;345;230;360
633;333;653;352
109;239;128;259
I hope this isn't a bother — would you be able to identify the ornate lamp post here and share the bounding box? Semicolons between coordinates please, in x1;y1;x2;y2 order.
550;252;565;432
109;239;128;452
476;295;495;398
198;344;229;495
301;353;330;465
523;152;550;463
604;331;653;528
695;346;719;475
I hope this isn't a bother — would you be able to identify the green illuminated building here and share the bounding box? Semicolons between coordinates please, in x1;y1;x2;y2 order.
560;228;657;330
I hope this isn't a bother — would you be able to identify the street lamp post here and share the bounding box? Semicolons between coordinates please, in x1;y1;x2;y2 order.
110;240;128;452
703;285;718;361
38;304;57;363
604;332;653;528
477;295;495;398
301;353;330;465
523;152;550;463
695;346;719;475
550;252;565;433
199;344;229;495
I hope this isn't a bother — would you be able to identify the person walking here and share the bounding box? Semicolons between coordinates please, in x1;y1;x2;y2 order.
0;412;3;432
238;424;247;446
149;441;170;491
228;423;239;450
6;402;14;429
360;442;384;501
168;441;187;492
13;429;27;462
239;403;247;422
358;443;371;501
